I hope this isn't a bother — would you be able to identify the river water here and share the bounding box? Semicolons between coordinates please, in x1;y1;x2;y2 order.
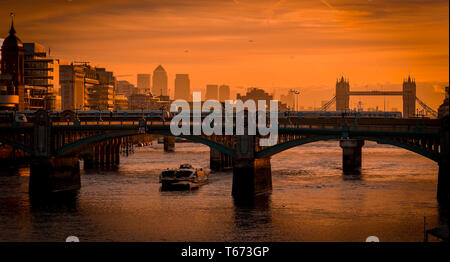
0;141;446;242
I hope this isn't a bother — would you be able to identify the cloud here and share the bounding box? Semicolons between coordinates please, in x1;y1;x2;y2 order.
0;0;448;104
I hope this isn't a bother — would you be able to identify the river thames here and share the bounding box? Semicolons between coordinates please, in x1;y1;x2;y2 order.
0;141;446;242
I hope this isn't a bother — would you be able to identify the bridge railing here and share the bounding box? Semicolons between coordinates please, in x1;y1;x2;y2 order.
8;116;439;136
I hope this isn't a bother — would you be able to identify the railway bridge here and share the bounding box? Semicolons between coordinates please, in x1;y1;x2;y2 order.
0;110;448;201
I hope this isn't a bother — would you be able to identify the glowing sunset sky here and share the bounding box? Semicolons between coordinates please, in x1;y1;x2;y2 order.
0;0;448;109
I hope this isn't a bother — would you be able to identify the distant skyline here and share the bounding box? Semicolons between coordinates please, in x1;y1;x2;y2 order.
0;0;448;109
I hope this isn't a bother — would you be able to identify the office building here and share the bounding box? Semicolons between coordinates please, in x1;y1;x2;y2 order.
219;84;230;101
137;74;151;94
1;21;61;110
60;63;116;111
23;42;61;110
237;87;288;110
114;94;128;110
117;80;137;98
205;84;218;100
152;65;168;97
174;74;190;100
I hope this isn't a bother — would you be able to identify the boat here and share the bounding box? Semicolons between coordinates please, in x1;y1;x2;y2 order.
159;164;209;190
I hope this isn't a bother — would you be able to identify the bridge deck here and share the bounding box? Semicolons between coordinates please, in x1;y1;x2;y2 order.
349;91;403;96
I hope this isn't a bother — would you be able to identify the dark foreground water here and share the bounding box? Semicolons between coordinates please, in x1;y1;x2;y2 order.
0;141;446;242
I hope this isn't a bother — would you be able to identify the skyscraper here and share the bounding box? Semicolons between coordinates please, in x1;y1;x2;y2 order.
219;84;230;101
137;74;151;94
152;65;168;97
205;84;218;100
174;74;190;100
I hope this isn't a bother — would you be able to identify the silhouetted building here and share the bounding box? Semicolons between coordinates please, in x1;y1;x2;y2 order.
114;94;128;110
152;65;168;97
23;42;61;110
88;67;115;110
219;84;230;101
60;64;86;110
128;93;151;110
137;74;151;94
128;93;168;110
0;19;24;110
438;86;448;118
60;63;116;110
402;75;416;118
280;91;295;110
117;80;137;98
336;75;350;111
237;87;288;110
0;19;63;111
174;74;190;100
205;84;218;100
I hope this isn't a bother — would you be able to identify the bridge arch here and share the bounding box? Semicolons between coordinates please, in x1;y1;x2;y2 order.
55;130;235;158
255;135;439;162
0;137;34;155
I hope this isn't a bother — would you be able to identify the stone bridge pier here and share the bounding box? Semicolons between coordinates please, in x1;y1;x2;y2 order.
340;139;364;173
163;136;175;152
210;148;233;171
232;134;272;199
83;138;121;169
30;156;81;194
29;110;81;194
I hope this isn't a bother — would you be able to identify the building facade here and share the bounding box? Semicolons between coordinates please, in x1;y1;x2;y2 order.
438;86;449;118
174;74;190;101
60;63;116;111
280;91;295;110
0;20;25;110
117;80;137;98
114;94;128;110
152;65;168;97
23;42;61;110
205;84;218;100
137;74;151;94
88;67;116;110
219;84;230;102
237;87;288;110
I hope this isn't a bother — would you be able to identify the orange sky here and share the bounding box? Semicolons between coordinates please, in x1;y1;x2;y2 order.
0;0;448;109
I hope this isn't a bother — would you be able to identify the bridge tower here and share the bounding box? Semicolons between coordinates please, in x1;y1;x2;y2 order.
335;76;350;111
402;75;416;118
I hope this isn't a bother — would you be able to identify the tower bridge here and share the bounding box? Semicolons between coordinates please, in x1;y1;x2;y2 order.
320;75;438;118
0;109;448;202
